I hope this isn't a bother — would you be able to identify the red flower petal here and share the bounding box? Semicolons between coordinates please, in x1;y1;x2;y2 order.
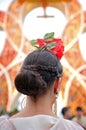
37;37;64;59
51;39;64;59
46;38;61;43
37;39;46;48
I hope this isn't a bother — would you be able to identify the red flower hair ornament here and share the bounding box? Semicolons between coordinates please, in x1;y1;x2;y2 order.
30;32;64;60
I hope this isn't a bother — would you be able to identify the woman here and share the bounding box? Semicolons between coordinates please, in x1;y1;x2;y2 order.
0;33;84;130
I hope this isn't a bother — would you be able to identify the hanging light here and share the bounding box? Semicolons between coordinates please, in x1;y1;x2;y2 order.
37;0;54;18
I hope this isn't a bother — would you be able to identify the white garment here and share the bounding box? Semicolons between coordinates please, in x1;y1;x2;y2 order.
72;116;86;128
0;115;84;130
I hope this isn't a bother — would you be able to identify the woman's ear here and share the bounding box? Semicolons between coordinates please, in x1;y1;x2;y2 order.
54;78;62;94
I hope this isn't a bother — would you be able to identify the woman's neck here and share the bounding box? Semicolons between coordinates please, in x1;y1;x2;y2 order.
11;93;56;118
22;96;55;117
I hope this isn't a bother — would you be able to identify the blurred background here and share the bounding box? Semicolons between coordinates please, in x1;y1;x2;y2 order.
0;0;86;117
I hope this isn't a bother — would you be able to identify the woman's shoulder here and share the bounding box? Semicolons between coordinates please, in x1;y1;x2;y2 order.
0;115;84;130
59;118;84;130
0;116;16;130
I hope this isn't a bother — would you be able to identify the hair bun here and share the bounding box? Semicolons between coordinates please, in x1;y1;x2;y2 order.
14;69;47;97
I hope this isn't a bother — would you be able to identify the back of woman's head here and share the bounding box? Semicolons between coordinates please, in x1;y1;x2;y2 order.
14;49;63;99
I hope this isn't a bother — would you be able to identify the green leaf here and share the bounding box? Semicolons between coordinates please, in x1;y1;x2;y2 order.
30;40;38;46
44;32;54;40
47;42;56;49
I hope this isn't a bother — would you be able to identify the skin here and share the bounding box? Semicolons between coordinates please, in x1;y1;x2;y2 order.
63;109;72;119
11;78;61;119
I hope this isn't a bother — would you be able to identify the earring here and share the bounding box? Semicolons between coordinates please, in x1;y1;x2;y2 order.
55;92;59;99
54;92;58;115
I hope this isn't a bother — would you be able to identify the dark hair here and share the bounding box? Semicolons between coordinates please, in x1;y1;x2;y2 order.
61;107;70;116
14;49;63;100
76;106;83;112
